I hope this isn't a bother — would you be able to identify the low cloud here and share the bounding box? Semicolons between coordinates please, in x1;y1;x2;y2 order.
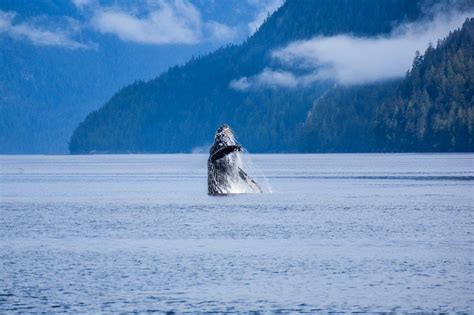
273;10;473;85
230;68;299;90
0;11;88;49
232;7;473;90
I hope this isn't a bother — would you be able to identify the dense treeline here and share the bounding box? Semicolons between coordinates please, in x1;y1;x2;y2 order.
70;0;429;154
300;81;401;152
376;18;473;152
302;18;473;152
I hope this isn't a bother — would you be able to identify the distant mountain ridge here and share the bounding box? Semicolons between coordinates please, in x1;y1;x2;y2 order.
0;0;261;153
70;0;433;154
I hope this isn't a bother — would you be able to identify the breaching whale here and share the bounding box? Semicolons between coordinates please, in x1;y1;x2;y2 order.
207;124;262;195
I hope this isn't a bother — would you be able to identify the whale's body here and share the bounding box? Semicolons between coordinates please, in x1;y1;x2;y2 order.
207;125;262;195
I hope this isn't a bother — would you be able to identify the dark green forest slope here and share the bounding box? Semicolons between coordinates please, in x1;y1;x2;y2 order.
302;18;473;152
69;0;427;153
376;18;473;152
300;81;402;152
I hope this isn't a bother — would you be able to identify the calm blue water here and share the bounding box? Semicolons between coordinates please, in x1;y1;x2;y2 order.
1;154;473;313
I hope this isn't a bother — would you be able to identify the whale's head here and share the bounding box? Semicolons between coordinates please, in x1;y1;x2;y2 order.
214;124;236;145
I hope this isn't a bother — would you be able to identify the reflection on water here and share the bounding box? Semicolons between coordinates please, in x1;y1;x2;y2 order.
1;154;473;312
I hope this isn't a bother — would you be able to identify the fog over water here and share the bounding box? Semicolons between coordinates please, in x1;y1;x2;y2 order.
0;154;473;312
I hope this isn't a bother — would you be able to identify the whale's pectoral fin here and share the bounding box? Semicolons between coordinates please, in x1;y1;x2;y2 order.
238;167;263;193
210;145;243;163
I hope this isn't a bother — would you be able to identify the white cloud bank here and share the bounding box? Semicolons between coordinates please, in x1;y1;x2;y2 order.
230;68;298;90
92;0;202;44
0;11;88;49
91;0;238;45
231;8;474;90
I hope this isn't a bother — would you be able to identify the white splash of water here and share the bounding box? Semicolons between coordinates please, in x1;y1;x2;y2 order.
239;151;273;194
224;152;258;194
212;151;270;194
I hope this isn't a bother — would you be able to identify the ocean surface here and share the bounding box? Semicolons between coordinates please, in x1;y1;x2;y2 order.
0;154;473;313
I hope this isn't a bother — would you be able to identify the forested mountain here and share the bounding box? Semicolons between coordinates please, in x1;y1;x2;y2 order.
69;0;430;154
300;81;402;152
0;0;261;153
302;18;473;152
376;18;473;152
